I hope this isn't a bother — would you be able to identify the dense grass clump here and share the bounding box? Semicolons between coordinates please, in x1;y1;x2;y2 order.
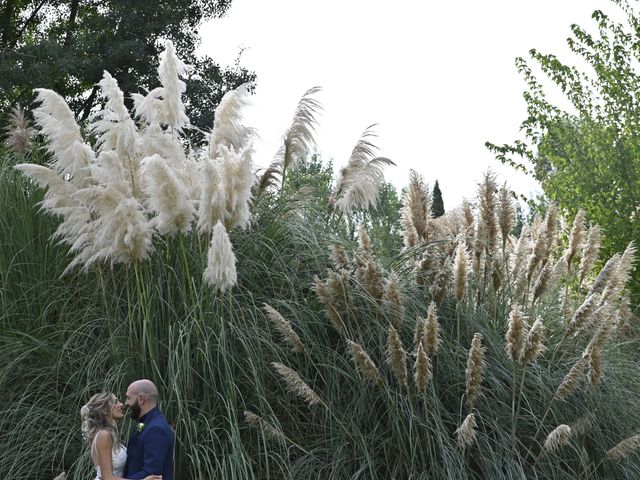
2;44;640;480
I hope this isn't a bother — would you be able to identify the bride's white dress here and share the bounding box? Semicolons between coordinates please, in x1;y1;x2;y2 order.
94;444;127;479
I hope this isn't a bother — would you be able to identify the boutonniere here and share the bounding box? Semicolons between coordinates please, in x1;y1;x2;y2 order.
136;422;145;432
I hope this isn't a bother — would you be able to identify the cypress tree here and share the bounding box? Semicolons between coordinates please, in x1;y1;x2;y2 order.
432;180;445;218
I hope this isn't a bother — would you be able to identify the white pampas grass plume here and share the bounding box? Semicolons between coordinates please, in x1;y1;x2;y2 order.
32;89;94;187
387;324;408;390
455;413;477;449
263;304;305;353
544;425;572;453
210;84;254;155
203;221;237;292
92;71;139;165
554;357;586;401
333;125;395;216
520;317;545;364
453;240;469;301
132;42;189;130
607;434;640;461
196;158;226;233
346;340;384;387
414;342;432;394
401;206;419;248
140;154;194;235
383;274;405;329
272;362;322;407
271;86;322;177
4;104;33;157
465;333;487;412
218;145;255;230
423;301;441;357
244;410;284;441
506;305;527;363
579;225;602;287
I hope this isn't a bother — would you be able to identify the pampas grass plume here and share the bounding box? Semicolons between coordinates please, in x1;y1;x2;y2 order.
465;333;487;412
424;301;441;357
579;225;602;286
272;362;322;407
244;410;284;441
554;357;586;401
203;221;237;292
453;241;469;301
455;413;477;449
520;317;545;364
506;305;527;362
414;342;432;394
346;340;384;387
197;158;226;233
544;424;572;452
387;324;409;390
263;304;305;353
607;434;640;461
383;274;405;329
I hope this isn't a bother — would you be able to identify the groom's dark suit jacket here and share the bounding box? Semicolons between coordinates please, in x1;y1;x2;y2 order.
124;407;174;480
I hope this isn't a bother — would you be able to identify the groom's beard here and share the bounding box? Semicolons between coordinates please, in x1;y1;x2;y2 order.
129;400;142;420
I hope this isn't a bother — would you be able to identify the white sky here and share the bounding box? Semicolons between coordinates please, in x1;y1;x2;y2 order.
198;0;608;210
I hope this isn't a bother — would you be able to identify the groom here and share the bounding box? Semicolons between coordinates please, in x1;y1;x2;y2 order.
124;379;174;480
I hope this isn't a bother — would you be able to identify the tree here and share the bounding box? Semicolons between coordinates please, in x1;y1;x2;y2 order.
486;0;640;285
0;0;255;145
432;179;445;218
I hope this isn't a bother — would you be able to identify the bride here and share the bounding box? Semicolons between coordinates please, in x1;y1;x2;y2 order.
81;392;162;480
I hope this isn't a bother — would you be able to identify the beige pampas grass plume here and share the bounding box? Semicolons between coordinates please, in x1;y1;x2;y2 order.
520;317;545;364
203;221;237;292
346;340;384;387
263;304;305;353
607;434;640;461
387;324;409;390
272;362;322;407
465;333;487;412
333;125;395;216
313;269;351;335
414;316;426;351
455;413;477;449
453;240;469;301
543;424;572;453
563;209;585;270
554;357;586;402
405;169;432;242
244;410;285;441
52;473;67;480
566;293;598;337
505;305;527;363
383;274;405;329
4;104;33;158
589;253;621;296
430;257;452;306
477;171;498;253
579;225;602;287
497;182;515;250
601;241;636;301
423;301;441;357
414;342;432;395
401;208;419;248
330;243;350;271
532;261;552;303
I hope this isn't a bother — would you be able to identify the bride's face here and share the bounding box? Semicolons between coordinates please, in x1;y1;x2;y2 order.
110;398;126;422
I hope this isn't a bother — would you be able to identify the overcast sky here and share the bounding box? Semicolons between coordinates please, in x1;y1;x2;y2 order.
198;0;608;209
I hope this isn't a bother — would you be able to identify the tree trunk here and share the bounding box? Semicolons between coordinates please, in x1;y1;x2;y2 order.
79;85;99;122
0;0;15;48
64;0;80;47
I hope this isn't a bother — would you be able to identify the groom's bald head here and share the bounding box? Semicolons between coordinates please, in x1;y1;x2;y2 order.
125;379;159;418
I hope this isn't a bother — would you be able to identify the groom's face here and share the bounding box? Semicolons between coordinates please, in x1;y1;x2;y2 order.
125;388;143;420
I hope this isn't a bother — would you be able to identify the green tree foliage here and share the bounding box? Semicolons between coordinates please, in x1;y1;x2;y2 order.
0;0;255;144
486;0;640;284
432;179;445;218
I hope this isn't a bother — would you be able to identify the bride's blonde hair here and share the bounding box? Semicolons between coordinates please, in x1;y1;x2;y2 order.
80;392;119;450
